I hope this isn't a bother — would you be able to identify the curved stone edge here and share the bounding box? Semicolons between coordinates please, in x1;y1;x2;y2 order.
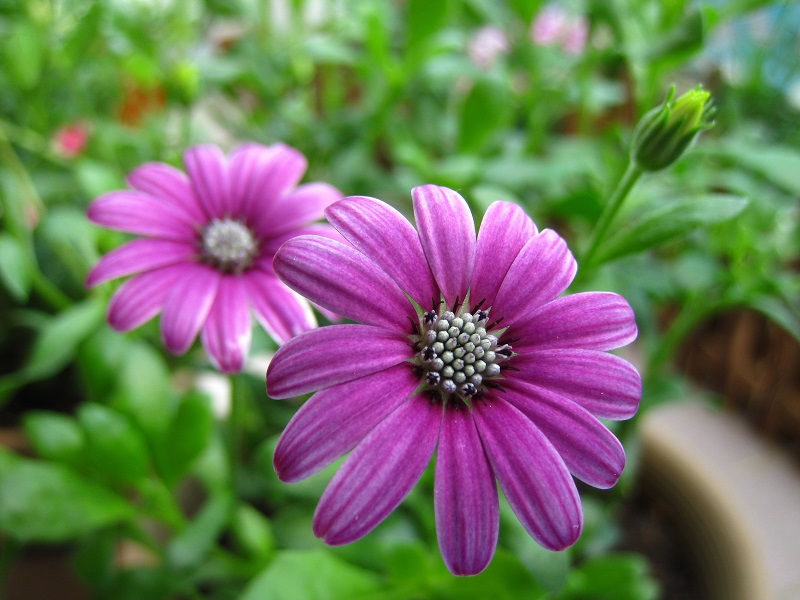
640;400;800;600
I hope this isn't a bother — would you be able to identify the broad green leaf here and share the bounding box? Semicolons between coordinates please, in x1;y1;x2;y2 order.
231;503;276;561
707;142;800;196
4;21;44;90
240;549;381;600
593;194;748;265
157;391;215;485
23;411;85;468
113;340;175;436
406;0;448;50
75;160;125;197
38;206;99;280
385;541;546;600
78;403;150;484
499;499;570;594
642;10;705;66
0;450;132;543
458;80;510;153
24;298;105;381
0;234;32;301
749;295;800;344
437;549;547;599
560;553;660;600
167;494;233;569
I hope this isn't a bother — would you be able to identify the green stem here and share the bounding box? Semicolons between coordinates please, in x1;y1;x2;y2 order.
582;161;643;269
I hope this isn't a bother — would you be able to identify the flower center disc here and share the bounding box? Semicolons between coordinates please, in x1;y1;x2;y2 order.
200;219;258;273
415;305;512;404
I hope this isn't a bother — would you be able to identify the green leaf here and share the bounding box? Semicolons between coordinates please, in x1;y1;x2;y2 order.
0;450;133;543
749;295;800;344
593;194;748;265
38;206;99;280
75;160;126;197
157;391;215;485
78;403;150;484
112;340;175;436
560;553;660;600
167;494;234;569
458;80;510;153
23;411;85;468
231;503;276;561
642;10;705;66
0;234;32;301
406;0;448;50
3;21;45;90
240;549;381;600
720;144;800;196
24;298;105;381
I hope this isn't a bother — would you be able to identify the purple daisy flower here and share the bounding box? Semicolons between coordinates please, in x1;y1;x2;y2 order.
87;143;342;373
266;185;640;576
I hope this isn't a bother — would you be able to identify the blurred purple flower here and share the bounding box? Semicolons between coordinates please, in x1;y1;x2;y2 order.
87;143;342;373
266;185;641;575
468;25;511;69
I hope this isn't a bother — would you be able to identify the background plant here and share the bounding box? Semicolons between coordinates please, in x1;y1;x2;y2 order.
0;0;798;598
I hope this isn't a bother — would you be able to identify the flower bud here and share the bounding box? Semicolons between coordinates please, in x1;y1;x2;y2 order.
631;85;715;171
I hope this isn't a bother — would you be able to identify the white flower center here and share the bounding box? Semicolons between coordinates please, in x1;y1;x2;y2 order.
200;219;258;273
414;304;512;404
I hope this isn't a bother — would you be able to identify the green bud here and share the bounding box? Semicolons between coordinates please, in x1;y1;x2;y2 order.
169;61;200;105
631;85;715;171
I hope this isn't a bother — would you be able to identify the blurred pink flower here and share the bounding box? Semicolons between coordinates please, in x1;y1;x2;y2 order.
531;5;568;46
562;17;589;55
87;143;343;373
531;5;589;55
468;25;511;69
53;123;89;158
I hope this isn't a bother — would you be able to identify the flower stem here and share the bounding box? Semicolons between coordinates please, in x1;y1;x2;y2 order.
582;161;643;269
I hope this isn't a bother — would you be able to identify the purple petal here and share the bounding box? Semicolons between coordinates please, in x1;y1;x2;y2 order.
502;382;626;489
435;407;499;576
266;324;413;399
86;238;194;287
473;398;582;551
326;196;439;307
274;364;419;482
274;235;412;332
254;182;342;239
200;276;252;373
511;349;641;420
184;145;230;219
243;267;316;344
107;264;185;331
160;263;221;354
261;223;345;255
491;229;576;326
511;292;638;351
230;143;308;224
126;162;207;222
88;191;198;241
412;185;476;307
470;201;538;309
313;397;442;544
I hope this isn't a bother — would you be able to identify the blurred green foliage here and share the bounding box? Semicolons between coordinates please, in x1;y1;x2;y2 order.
0;0;799;598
